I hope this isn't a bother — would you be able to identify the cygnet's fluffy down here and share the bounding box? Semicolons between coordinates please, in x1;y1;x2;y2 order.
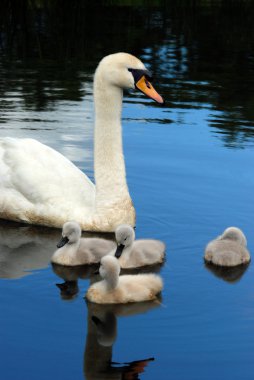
114;224;165;268
204;227;251;267
86;256;163;304
51;221;116;266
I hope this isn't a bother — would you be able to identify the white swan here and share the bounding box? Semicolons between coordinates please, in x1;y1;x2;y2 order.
51;221;116;266
0;53;163;232
204;227;251;267
85;255;163;304
114;224;165;268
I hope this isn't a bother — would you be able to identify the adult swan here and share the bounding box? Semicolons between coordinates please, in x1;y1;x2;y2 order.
0;53;164;232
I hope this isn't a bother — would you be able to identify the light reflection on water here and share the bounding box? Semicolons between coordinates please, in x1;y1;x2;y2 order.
1;3;254;380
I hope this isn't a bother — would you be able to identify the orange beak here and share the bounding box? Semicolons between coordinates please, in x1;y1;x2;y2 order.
135;75;164;104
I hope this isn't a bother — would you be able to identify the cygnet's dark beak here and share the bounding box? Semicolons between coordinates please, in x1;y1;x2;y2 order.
115;244;125;259
57;236;69;248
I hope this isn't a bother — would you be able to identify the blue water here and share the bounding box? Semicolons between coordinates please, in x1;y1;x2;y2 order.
1;3;254;379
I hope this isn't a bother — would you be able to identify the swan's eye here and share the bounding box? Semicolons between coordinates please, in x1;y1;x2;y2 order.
128;68;153;83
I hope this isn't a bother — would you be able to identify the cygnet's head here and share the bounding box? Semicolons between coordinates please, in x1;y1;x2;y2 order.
99;256;121;281
57;221;81;248
114;224;135;258
221;227;247;246
95;53;164;104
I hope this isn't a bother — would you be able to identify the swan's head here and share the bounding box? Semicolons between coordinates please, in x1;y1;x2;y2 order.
57;221;81;248
95;52;164;104
220;227;247;246
114;224;135;258
99;256;120;283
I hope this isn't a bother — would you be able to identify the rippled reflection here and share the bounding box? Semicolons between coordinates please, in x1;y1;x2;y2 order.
1;2;254;148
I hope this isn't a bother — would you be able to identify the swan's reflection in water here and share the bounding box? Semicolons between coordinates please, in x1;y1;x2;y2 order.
0;219;114;280
204;262;250;283
52;263;98;300
84;300;160;380
0;220;59;279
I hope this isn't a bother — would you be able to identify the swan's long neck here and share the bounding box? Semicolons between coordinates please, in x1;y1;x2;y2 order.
93;74;130;209
105;270;119;291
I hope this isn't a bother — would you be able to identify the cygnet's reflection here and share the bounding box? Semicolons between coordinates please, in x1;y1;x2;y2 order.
56;281;79;300
52;262;99;300
204;262;250;283
84;300;160;380
0;220;60;279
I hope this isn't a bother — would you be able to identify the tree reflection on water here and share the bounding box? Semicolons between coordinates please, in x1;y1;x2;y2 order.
0;1;254;147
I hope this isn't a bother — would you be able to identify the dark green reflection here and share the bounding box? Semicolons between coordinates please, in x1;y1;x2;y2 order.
1;1;254;147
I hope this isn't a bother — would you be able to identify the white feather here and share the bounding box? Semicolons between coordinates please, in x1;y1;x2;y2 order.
86;256;163;304
204;227;251;267
0;53;154;231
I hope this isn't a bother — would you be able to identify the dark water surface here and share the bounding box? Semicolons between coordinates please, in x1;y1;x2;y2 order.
1;2;254;379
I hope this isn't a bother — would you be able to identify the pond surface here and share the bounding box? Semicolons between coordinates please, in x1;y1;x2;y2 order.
1;2;254;380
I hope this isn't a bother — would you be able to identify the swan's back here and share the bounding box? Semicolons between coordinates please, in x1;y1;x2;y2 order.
0;138;95;226
78;238;116;262
119;239;165;268
133;240;165;261
86;273;163;304
120;273;163;300
205;227;250;267
205;240;250;267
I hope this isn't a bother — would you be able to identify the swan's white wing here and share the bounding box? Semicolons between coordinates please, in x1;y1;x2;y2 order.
0;138;95;227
